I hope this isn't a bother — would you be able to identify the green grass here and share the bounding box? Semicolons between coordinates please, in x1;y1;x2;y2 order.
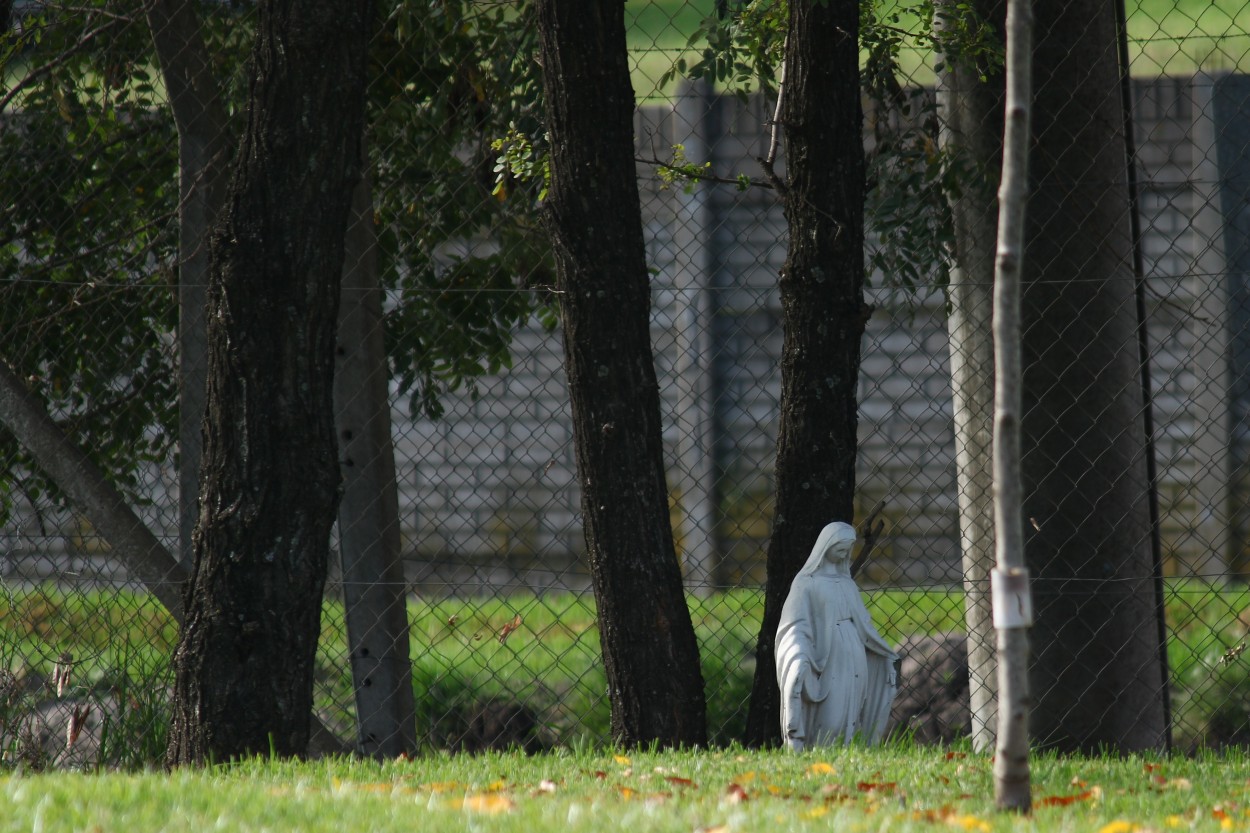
4;581;1247;768
621;0;1250;101
2;745;1247;833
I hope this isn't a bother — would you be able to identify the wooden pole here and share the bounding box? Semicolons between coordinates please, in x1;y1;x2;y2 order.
992;0;1033;813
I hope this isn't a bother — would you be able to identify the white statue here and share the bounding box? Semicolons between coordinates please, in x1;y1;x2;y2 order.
776;521;898;750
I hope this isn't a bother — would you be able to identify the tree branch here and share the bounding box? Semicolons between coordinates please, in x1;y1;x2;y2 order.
636;154;775;191
0;360;187;619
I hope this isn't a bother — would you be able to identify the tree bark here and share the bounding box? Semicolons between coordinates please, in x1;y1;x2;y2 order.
167;0;373;765
936;0;1006;754
535;0;706;747
743;0;866;747
1022;0;1169;753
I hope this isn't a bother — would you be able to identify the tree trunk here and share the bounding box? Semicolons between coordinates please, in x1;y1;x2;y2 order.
167;0;372;765
535;0;706;747
936;0;1006;754
1022;0;1169;753
991;0;1033;811
743;0;866;747
144;0;231;569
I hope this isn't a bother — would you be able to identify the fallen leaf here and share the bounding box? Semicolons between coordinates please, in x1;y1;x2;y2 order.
723;783;749;804
1097;821;1139;833
461;794;515;814
618;786;637;800
1035;790;1094;807
422;781;467;793
803;806;829;819
593;770;608;780
498;614;522;644
1143;763;1162;774
945;751;968;761
695;826;729;833
614;754;632;765
536;779;558;794
666;776;697;788
447;615;459;627
857;781;897;794
821;784;849;801
808;762;836;775
947;814;991;832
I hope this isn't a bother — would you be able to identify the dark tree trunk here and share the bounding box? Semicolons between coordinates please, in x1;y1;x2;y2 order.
1022;0;1169;753
744;0;866;747
167;0;373;765
535;0;706;747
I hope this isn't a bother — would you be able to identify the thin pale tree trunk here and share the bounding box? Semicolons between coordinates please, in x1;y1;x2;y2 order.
143;0;231;567
991;0;1033;813
936;0;1005;754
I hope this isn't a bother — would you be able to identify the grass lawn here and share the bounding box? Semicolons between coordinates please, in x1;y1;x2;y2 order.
623;0;1250;99
4;581;1248;768
2;745;1247;833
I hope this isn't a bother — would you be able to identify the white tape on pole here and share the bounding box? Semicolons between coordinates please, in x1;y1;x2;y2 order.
991;567;1033;629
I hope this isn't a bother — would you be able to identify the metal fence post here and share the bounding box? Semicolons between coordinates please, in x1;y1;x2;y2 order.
672;79;719;594
334;165;418;758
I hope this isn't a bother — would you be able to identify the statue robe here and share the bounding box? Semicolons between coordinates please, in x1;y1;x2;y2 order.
776;571;896;747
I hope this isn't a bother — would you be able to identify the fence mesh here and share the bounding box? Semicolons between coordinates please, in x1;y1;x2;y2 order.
2;0;1250;768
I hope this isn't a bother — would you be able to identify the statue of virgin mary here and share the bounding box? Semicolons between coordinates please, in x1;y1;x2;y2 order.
775;521;898;750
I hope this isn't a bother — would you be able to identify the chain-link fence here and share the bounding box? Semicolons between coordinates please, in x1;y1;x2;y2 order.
2;0;1250;768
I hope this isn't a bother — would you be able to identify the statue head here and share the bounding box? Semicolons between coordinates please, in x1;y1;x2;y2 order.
796;521;857;577
822;522;857;563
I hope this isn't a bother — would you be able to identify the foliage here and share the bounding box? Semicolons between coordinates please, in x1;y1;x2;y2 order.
655;0;1004;297
0;0;557;525
1165;580;1250;751
1;2;181;526
370;0;555;420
